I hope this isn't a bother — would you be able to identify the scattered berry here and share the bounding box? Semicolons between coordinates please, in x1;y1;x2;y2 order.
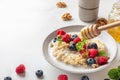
69;43;77;51
62;34;71;43
73;37;81;43
88;43;98;49
35;70;43;78
16;64;25;74
58;74;68;80
81;76;89;80
104;78;110;80
4;76;12;80
79;49;85;54
86;58;96;66
88;49;98;58
97;56;108;65
56;29;66;35
71;34;78;40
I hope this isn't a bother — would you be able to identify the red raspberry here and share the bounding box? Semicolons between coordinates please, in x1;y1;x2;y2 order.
58;74;68;80
88;49;98;58
56;29;66;35
62;34;71;43
73;37;81;43
97;56;108;65
16;64;25;74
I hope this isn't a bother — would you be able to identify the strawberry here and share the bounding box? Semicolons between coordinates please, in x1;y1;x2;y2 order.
73;37;81;43
56;29;66;35
62;34;71;43
16;64;25;74
58;74;68;80
97;56;108;65
88;49;98;58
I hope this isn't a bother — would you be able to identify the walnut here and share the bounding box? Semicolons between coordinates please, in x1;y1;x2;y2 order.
56;2;67;8
61;13;72;21
95;18;108;26
92;64;99;68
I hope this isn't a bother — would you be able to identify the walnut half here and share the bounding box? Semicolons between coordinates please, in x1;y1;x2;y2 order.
56;2;67;8
61;13;72;21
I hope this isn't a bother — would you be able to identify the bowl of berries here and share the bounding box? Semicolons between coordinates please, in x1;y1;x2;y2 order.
42;25;117;74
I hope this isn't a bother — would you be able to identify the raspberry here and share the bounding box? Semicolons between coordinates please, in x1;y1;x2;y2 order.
56;29;66;35
73;37;81;43
58;74;68;80
16;64;25;74
97;56;108;65
62;34;71;43
88;49;98;58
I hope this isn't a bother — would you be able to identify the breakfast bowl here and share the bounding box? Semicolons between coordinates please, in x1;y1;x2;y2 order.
42;25;117;74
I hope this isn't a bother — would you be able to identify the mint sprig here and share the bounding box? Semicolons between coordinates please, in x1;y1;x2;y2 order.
76;38;86;51
97;51;108;56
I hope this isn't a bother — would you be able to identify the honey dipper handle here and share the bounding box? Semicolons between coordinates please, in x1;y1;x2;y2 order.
98;21;120;31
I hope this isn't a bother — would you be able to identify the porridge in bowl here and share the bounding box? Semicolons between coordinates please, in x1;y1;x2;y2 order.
49;29;109;68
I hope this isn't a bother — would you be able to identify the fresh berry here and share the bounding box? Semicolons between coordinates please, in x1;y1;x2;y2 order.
73;37;81;43
58;74;68;80
86;58;96;66
88;43;98;49
56;29;66;35
69;43;77;51
83;44;87;49
71;34;78;40
79;49;85;54
88;49;98;58
4;76;12;80
62;34;71;43
35;70;43;78
81;76;89;80
97;56;108;65
16;64;25;74
104;78;110;80
53;37;57;43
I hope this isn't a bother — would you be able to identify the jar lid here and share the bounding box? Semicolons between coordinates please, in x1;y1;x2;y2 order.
79;0;100;9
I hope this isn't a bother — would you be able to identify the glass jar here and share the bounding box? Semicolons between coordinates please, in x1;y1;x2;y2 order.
108;2;120;43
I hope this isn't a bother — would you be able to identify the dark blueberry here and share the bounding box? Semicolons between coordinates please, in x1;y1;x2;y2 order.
71;34;78;40
4;76;12;80
104;78;110;80
88;43;98;49
69;44;77;51
53;38;57;43
86;58;96;66
81;76;89;80
35;70;43;78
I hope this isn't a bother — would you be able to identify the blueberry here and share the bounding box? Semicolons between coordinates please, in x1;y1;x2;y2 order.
69;44;77;51
53;38;57;43
71;34;78;40
88;43;98;49
86;58;96;66
4;76;12;80
81;76;89;80
35;70;43;78
104;78;110;80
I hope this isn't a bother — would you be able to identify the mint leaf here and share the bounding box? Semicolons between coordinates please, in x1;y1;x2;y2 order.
56;37;62;42
97;51;107;56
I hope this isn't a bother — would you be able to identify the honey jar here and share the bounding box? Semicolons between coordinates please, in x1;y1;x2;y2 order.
108;2;120;43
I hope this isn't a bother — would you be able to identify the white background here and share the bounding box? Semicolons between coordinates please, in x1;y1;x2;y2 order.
0;0;120;80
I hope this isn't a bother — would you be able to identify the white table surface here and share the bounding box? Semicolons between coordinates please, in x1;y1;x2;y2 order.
0;0;120;80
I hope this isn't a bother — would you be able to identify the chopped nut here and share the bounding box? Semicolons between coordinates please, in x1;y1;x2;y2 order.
56;2;67;8
92;64;99;68
50;42;54;47
95;18;108;26
61;13;72;21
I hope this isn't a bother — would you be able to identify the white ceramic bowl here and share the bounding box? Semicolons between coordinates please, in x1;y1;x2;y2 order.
42;25;117;74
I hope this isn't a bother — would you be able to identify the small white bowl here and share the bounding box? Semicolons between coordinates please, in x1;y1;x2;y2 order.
42;25;117;74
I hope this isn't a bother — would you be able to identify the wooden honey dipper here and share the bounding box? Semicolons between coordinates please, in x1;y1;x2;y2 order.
81;21;120;39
